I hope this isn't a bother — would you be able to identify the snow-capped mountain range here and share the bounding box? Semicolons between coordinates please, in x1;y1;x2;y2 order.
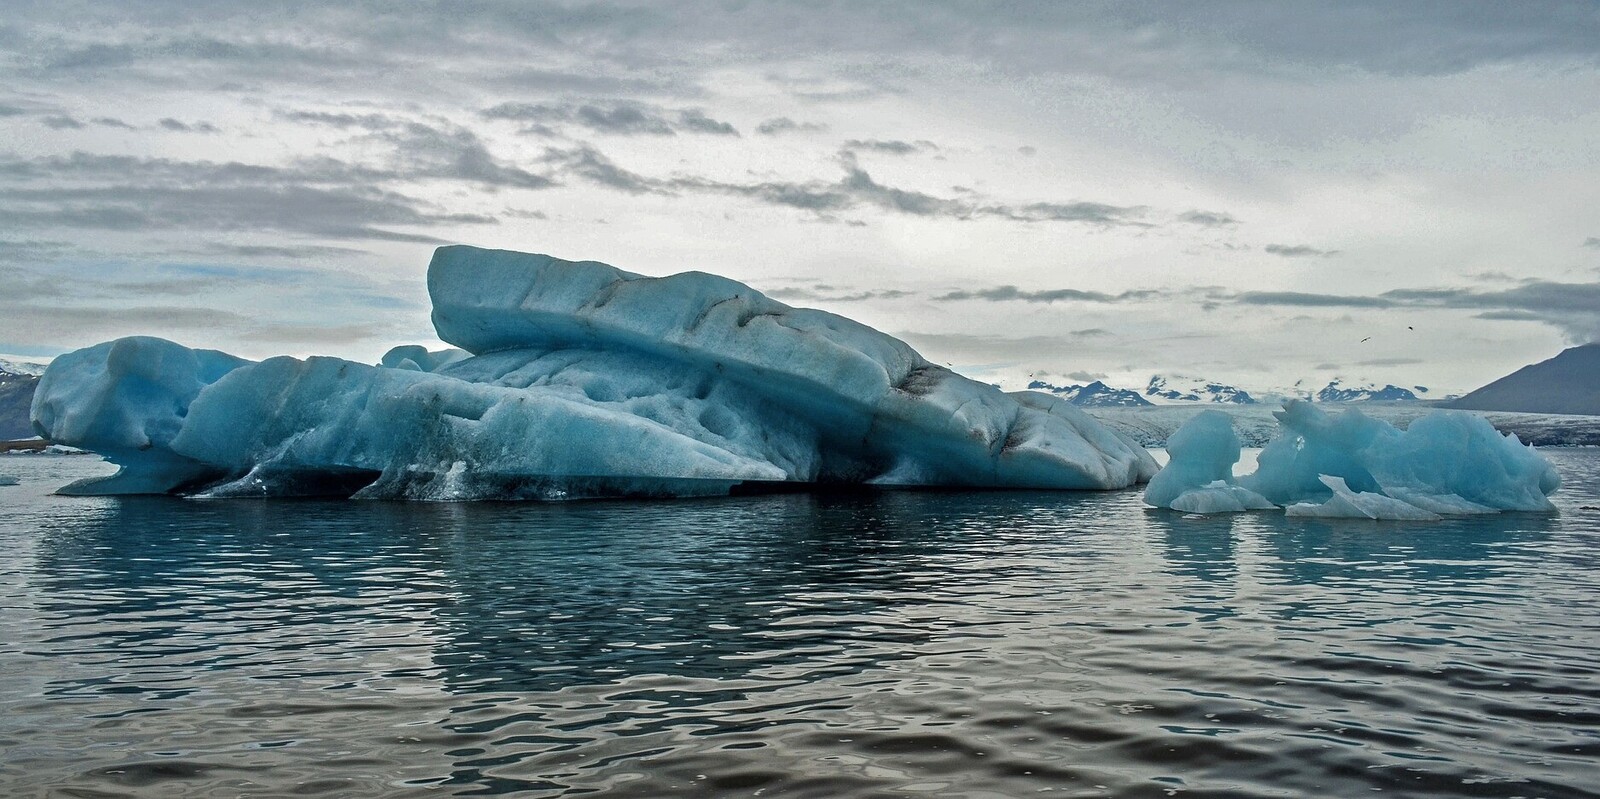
1026;380;1150;407
0;359;47;441
1313;379;1425;403
0;358;48;377
1144;375;1256;404
1025;373;1430;408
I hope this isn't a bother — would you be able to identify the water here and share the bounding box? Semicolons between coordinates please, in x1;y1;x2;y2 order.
1;453;1597;798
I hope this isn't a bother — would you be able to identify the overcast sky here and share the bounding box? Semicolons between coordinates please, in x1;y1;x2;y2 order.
3;1;1599;395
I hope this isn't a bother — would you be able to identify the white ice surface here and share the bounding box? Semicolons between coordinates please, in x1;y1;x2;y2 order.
1284;475;1442;521
1169;481;1278;514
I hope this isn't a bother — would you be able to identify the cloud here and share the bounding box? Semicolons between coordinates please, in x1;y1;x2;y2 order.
573;103;677;135
990;201;1150;225
1474;310;1546;322
1233;291;1394;308
1179;210;1239;227
0;151;500;242
540;145;668;195
279;109;403;130
240;323;401;345
755;117;827;135
481;101;738;136
0;258;419;356
158;118;220;133
0;239;71;264
11;2;1600;112
935;285;1160;303
1226;281;1600;342
0;304;252;346
843;139;936;154
1584;237;1600;249
475;68;694;96
1356;357;1424;366
677;109;739;136
180;243;362;260
41;115;84;130
375;122;556;189
36;34;375;81
534;144;1150;226
764;284;914;303
1398;282;1600;341
276;113;557;188
1264;243;1339;258
0;265;73;300
1467;271;1522;283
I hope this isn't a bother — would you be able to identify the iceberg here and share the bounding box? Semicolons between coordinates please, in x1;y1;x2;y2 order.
1142;410;1274;513
31;245;1158;499
29;337;250;495
1144;400;1559;518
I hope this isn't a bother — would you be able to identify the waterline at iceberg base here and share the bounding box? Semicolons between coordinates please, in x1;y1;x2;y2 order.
30;245;1159;500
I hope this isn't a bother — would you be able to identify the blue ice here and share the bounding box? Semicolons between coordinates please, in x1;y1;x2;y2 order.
1145;400;1559;518
32;246;1158;499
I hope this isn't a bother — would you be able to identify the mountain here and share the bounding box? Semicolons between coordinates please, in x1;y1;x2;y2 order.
0;364;43;440
1144;375;1256;404
1023;372;1434;407
0;358;47;377
1314;379;1422;402
1027;379;1152;407
1449;344;1600;416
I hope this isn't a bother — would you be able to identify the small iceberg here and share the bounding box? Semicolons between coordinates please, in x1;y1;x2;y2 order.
1146;400;1559;519
30;245;1158;499
1142;410;1275;514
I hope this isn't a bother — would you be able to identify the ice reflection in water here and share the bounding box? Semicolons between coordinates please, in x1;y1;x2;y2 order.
1;452;1597;797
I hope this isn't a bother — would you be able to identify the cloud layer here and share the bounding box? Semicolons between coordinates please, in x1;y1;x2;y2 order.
2;1;1598;392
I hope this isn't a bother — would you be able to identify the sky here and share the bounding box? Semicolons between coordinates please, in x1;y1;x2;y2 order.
2;1;1599;396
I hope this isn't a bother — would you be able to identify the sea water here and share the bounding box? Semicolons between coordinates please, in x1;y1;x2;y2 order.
1;452;1596;797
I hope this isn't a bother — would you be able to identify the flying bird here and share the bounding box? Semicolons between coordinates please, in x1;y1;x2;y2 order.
1360;336;1371;342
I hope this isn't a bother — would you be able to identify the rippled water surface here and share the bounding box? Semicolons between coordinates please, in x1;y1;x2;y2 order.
2;453;1598;798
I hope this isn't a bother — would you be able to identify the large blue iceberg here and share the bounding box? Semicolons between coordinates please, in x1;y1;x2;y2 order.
32;245;1159;499
1145;401;1560;519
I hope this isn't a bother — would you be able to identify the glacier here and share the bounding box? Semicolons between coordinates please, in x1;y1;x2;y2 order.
1145;400;1560;519
31;245;1159;500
